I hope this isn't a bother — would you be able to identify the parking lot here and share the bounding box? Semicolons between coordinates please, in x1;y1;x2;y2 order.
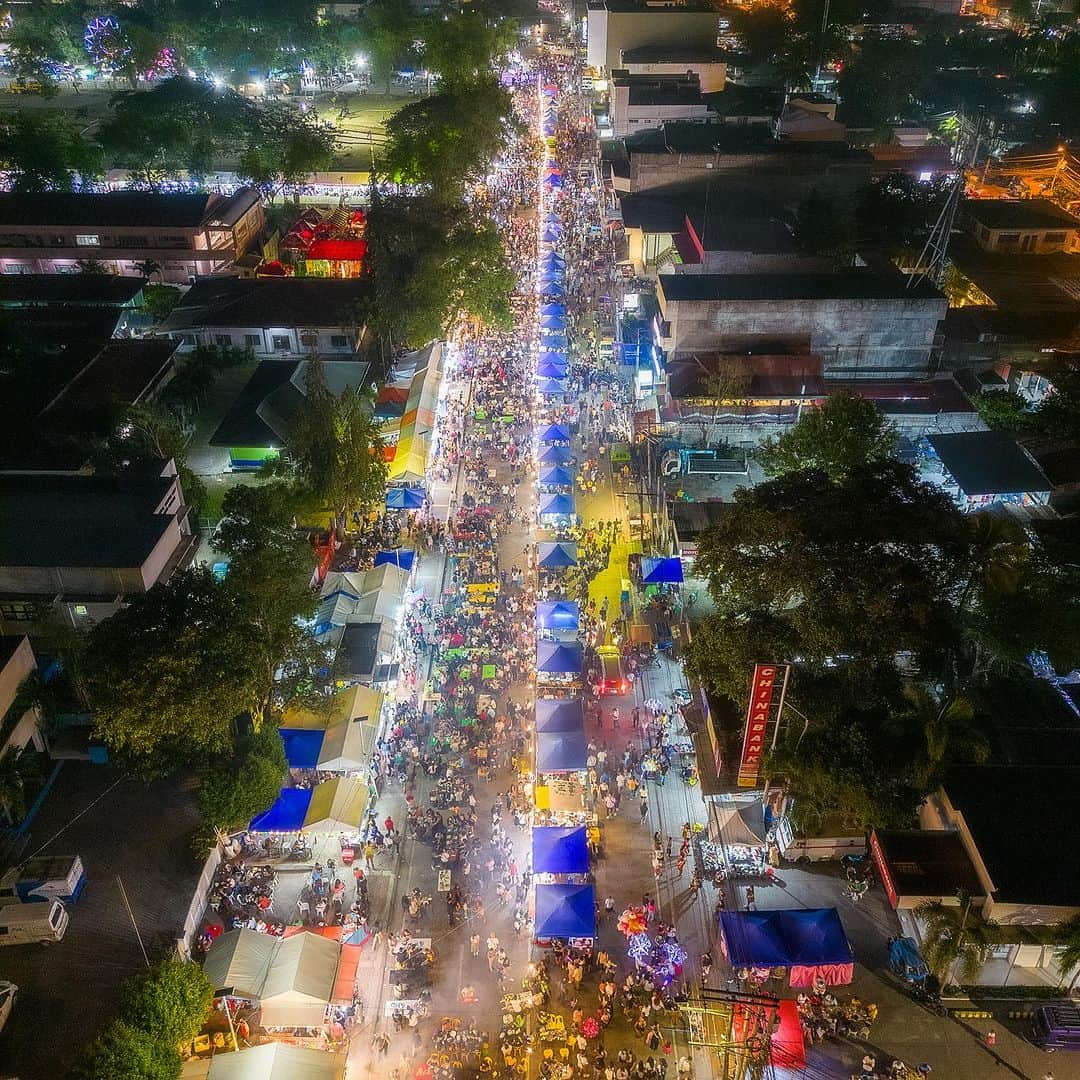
0;763;201;1079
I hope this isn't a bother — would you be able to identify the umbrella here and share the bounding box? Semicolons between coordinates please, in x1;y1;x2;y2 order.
537;541;578;568
534;883;596;938
536;600;580;631
537;639;583;674
385;486;425;510
539;465;575;487
539;444;573;465
539;423;571;443
538;492;576;516
532;826;589;875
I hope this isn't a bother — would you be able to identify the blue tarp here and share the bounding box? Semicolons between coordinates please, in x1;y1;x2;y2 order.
534;883;596;938
539;465;575;487
537;379;569;397
249;787;313;832
537;639;583;674
538;541;578;568
535;696;585;732
536;599;580;630
539;424;571;443
641;556;684;584
536;730;588;772
539;273;564;285
541;316;567;330
279;728;324;770
538;362;570;380
539;350;567;364
386;487;425;510
541;303;566;316
718;909;854;969
539;445;573;465
532;826;589;875
539;492;576;516
374;549;416;571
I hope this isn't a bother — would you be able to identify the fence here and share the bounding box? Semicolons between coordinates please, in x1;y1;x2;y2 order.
174;840;224;960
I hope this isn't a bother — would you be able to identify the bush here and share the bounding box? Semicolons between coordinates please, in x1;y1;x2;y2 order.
73;1019;182;1080
121;958;214;1045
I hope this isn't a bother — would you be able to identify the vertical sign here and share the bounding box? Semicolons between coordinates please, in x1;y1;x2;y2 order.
736;664;788;788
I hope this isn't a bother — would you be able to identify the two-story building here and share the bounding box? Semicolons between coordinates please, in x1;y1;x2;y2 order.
155;277;370;358
0;189;264;283
0;460;197;632
608;72;712;137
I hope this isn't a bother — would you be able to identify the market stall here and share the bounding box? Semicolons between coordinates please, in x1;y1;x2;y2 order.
538;445;574;467
536;600;579;635
199;1043;346;1080
536;641;583;687
538;542;578;569
259;931;340;1029
538;466;575;489
538;423;571;444
702;801;772;878
532;826;589;878
534;883;595;941
718;909;854;987
386;487;426;511
536;731;588;773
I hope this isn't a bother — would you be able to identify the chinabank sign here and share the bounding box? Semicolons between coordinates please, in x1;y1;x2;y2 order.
736;663;788;788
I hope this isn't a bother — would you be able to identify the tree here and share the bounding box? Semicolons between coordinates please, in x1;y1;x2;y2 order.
0;111;103;191
972;389;1034;433
84;567;264;773
4;13;83;89
793;189;855;265
197;726;286;836
1054;913;1080;992
141;284;183;319
420;10;517;88
756;391;897;480
1035;366;1080;441
72;1020;182;1080
133;260;162;281
214;481;303;560
857;172;950;248
359;0;420;93
120;960;213;1046
836;37;932;128
895;685;989;789
730;3;795;64
380;79;514;198
238;102;338;202
914;898;995;986
160;343;253;419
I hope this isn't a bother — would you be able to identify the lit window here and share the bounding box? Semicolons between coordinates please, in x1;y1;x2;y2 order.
74;604;88;616
75;235;100;246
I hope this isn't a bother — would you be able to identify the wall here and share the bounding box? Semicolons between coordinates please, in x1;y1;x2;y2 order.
589;9;720;73
170;326;360;357
611;91;712;136
621;59;726;93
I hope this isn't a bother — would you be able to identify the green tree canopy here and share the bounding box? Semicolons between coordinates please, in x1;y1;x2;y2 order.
85;567;264;773
197;725;286;836
756;390;898;480
238;102;338;202
793;189;855;265
120;959;214;1046
420;10;517;87
971;389;1035;433
0;111;103;191
73;1020;182;1080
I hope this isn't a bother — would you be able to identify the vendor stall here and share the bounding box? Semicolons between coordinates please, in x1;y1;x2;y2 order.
201;1044;346;1080
532;826;589;876
386;487;425;511
534;883;595;941
259;931;340;1028
538;466;575;489
536;640;583;684
536;731;588;773
535;600;580;634
702;800;772;878
539;446;574;466
539;423;571;444
538;542;578;569
718;909;854;987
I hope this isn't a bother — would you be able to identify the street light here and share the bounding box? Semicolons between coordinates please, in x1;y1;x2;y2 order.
355;53;367;68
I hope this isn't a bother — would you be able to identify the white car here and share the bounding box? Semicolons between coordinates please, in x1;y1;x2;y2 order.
0;981;16;1034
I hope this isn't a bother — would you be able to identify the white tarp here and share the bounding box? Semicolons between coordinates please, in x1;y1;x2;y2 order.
316;565;409;646
259;932;340;1029
203;928;278;999
206;1043;346;1080
708;801;768;847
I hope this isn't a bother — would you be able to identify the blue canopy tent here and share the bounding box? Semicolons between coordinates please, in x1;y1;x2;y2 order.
537;541;578;568
537;379;569;397
532;826;590;875
542;250;566;264
535;696;585;732
542;221;562;238
279;728;324;770
534;883;596;939
374;549;416;572
536;599;580;631
537;361;569;380
537;639;583;674
541;335;568;349
536;731;588;772
539;465;575;487
539;350;567;364
539;445;573;465
386;486;425;510
718;909;854;984
539;492;576;516
539;276;564;289
539;423;571;443
541;315;567;330
539;281;565;297
541;303;566;316
641;556;684;584
249;787;313;832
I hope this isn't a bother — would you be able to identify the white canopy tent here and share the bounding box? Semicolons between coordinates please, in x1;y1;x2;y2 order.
708;801;768;847
317;719;376;772
259;931;340;1028
204;1043;346;1080
315;565;409;647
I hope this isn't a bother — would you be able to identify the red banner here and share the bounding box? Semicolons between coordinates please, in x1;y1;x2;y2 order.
737;664;780;788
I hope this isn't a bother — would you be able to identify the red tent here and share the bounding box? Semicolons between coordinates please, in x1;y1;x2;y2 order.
307;238;368;261
255;260;289;277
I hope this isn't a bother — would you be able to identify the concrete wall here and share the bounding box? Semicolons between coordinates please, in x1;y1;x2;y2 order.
587;9;719;73
167;325;361;357
658;294;948;379
621;59;726;93
610;87;711;136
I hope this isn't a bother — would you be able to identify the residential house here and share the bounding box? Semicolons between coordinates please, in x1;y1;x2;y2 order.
965;199;1080;256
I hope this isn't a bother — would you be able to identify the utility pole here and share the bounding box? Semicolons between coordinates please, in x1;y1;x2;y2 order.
116;874;149;969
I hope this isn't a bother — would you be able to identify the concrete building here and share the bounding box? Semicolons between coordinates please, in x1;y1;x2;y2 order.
0;635;47;761
617;46;726;93
608;73;712;137
586;0;720;75
604;122;872;200
0;460;197;632
0;190;264;284
655;269;948;379
965;199;1080;255
156;277;369;359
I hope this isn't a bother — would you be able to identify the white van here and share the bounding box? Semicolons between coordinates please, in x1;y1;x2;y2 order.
0;900;68;944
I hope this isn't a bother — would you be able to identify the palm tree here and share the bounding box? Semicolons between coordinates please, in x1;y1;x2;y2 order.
957;512;1029;612
1054;914;1080;993
915;897;995;987
133;259;162;281
900;685;989;789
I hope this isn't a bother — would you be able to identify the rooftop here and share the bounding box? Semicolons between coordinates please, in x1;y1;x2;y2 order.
965;198;1080;232
620;45;728;64
0;274;145;307
158;277;372;332
872;829;984;899
658;269;943;302
928;430;1052;495
944;765;1080;906
590;0;718;12
830;378;976;416
667;353;824;398
0;469;176;569
0;189;257;229
686;211;795;253
627;82;705;107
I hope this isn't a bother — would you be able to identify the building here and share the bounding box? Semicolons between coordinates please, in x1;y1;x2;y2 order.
0;461;196;632
830;378;983;438
586;0;720;75
0;190;264;283
775;99;846;142
0;635;47;762
604;122;872;200
616;45;726;92
608;73;712;137
0;273;146;309
965;199;1080;256
924;430;1053;512
655;269;948;379
155;277;369;358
